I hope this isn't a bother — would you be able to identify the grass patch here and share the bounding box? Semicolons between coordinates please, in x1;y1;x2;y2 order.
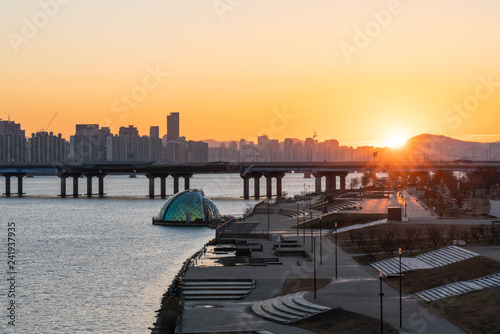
275;278;332;297
427;287;500;334
293;308;398;334
383;256;500;294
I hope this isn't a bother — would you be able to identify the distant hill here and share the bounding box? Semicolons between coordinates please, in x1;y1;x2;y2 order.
405;134;500;161
201;139;237;148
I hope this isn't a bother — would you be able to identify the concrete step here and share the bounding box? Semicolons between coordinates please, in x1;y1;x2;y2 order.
372;246;479;276
260;299;300;322
183;290;252;296
271;298;310;318
292;292;330;312
281;294;318;315
184;285;254;291
415;273;500;302
251;292;330;324
184;280;254;286
251;302;292;324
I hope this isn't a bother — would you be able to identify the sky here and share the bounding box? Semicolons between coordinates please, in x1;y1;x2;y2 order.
1;0;500;147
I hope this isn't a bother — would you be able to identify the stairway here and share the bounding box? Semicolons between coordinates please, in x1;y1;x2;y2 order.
370;246;479;276
415;273;500;301
182;279;255;300
251;291;330;324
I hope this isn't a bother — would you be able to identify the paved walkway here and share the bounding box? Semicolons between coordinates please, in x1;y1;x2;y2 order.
179;191;477;333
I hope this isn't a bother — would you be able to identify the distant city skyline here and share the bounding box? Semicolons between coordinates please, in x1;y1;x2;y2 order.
2;1;500;147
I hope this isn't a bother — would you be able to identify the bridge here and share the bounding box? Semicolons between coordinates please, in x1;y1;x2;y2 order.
1;161;499;199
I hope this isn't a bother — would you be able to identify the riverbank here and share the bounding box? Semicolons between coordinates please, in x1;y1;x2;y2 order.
151;193;475;333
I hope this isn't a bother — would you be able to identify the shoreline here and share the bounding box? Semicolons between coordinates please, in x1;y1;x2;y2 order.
151;239;216;334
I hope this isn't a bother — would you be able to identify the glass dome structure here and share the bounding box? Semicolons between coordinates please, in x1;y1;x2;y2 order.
155;189;221;225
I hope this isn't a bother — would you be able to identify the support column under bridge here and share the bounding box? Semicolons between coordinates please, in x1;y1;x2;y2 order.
314;171;350;194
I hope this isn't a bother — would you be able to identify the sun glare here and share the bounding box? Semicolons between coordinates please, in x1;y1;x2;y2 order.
385;135;407;148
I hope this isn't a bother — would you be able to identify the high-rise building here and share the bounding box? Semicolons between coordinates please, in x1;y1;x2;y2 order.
150;126;160;139
119;125;139;137
0;119;27;163
28;131;67;163
71;124;109;162
167;112;179;142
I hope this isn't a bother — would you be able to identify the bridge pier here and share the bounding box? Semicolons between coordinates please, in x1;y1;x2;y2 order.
325;173;337;193
276;173;284;198
160;176;167;198
16;175;24;197
147;175;155;199
339;172;348;190
253;173;262;199
173;175;179;194
86;175;93;197
313;173;322;193
98;175;105;198
183;174;192;190
73;176;79;197
4;175;11;197
242;176;250;200
266;175;272;198
2;173;26;197
263;172;285;199
60;176;67;198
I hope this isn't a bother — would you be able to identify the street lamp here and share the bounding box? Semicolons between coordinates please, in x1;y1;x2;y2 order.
267;198;270;237
335;222;338;279
399;247;402;328
379;270;384;334
319;216;322;265
302;205;306;243
296;202;299;237
313;233;317;299
310;208;313;252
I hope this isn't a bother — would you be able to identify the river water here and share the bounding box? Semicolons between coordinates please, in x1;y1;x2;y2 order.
0;173;357;333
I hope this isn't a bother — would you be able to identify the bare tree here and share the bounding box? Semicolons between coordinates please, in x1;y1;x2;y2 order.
470;226;481;244
458;227;471;244
426;226;442;249
405;226;418;255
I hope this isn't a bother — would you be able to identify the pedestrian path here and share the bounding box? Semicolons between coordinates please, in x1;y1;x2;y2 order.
415;273;500;301
370;246;479;276
183;279;255;300
251;291;330;324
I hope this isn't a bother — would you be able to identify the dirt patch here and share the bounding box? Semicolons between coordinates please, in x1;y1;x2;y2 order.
427;287;500;334
383;256;500;294
275;278;332;297
293;308;398;334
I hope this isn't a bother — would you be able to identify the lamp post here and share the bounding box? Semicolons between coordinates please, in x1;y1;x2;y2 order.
319;216;322;265
267;198;270;238
313;233;317;299
296;202;299;236
399;247;402;328
379;270;384;334
302;205;306;243
335;222;338;279
310;208;313;252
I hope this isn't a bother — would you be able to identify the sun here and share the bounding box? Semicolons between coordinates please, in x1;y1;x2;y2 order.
385;135;407;148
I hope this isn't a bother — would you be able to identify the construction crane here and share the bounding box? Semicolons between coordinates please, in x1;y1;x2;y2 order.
38;112;58;132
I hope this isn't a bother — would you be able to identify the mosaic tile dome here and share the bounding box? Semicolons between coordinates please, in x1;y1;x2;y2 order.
156;189;221;223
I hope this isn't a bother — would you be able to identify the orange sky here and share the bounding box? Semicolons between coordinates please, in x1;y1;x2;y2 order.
1;0;500;146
